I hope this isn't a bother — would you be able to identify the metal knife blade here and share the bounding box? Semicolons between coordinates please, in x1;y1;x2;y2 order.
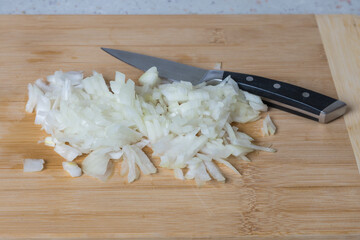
101;48;223;85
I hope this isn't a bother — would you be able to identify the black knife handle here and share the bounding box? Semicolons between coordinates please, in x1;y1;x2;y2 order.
223;71;346;123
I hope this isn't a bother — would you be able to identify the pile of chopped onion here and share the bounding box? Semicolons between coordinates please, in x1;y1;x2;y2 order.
26;67;275;184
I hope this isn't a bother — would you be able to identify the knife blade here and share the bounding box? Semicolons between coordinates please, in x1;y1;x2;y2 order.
101;48;346;123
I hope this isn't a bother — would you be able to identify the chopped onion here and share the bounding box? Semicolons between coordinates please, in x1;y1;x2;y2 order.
54;143;82;161
26;84;43;113
214;158;241;175
135;139;150;149
82;147;112;179
138;66;160;87
262;114;276;136
26;68;276;184
44;136;56;147
203;160;225;182
213;62;222;70
185;159;211;186
62;161;82;177
122;144;156;182
109;150;124;160
23;159;44;172
174;168;184;180
244;91;268;112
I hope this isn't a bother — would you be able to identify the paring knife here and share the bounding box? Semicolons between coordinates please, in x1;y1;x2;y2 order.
101;48;346;123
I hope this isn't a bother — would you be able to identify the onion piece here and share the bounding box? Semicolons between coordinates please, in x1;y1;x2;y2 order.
135;139;150;149
174;168;184;180
62;161;82;177
81;147;112;178
35;79;52;92
203;160;225;182
99;160;115;182
26;84;44;113
23;159;45;172
54;143;82;161
44;136;56;147
213;62;222;70
197;153;225;181
122;144;156;181
185;160;211;186
109;150;123;160
262;114;276;136
244;91;268;112
214;158;241;175
139;66;160;87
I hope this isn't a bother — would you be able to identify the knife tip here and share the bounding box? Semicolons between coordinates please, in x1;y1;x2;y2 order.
101;47;114;53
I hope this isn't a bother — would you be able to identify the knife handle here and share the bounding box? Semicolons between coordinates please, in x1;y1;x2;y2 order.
223;71;346;123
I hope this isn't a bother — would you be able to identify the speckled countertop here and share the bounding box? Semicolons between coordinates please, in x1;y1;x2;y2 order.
0;0;359;14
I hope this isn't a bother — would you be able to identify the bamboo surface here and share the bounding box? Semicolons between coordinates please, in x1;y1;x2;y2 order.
0;15;359;239
316;15;360;173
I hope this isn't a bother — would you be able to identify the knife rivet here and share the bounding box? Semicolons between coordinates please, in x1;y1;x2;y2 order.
246;76;254;82
273;83;281;89
302;92;310;98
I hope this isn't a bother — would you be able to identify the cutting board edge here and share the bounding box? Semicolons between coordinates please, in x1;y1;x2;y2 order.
316;14;360;174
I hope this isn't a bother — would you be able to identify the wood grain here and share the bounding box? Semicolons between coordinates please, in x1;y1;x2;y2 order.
0;15;359;239
316;15;360;173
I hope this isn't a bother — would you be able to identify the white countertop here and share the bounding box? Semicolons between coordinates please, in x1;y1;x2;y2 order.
1;0;359;14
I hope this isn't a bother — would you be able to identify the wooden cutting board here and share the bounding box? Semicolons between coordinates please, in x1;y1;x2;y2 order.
0;15;359;239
